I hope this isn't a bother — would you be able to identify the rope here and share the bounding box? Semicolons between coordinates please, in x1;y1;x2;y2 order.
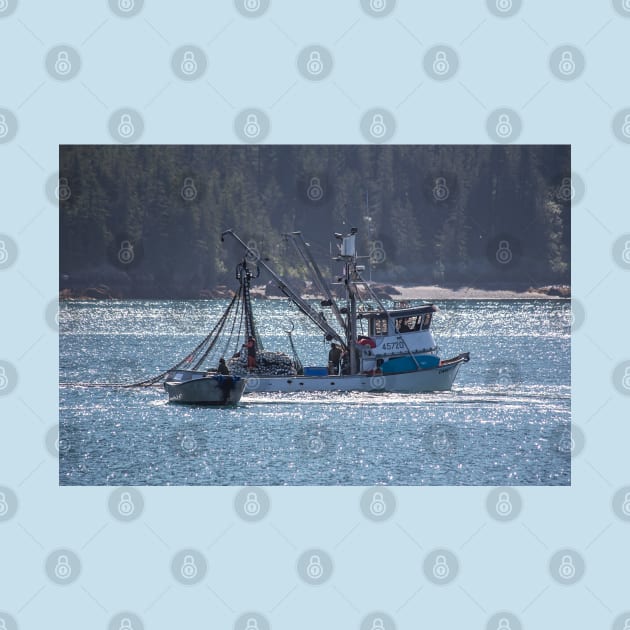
65;291;240;389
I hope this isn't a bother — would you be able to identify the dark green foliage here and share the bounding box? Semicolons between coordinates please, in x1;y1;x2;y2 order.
59;145;570;296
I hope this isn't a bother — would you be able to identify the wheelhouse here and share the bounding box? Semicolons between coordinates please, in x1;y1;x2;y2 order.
359;304;439;337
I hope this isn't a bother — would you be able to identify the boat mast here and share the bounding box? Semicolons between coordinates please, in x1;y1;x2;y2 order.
236;259;262;349
335;228;359;375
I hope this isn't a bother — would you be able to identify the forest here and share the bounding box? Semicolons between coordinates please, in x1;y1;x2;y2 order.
59;144;570;298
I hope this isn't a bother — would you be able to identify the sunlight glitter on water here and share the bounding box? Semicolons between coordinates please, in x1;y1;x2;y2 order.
60;299;570;486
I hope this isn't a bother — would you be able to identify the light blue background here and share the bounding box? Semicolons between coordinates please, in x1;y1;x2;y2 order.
1;1;629;629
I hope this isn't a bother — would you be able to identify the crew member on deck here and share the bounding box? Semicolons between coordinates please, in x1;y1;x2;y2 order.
328;342;342;375
217;358;230;375
246;336;257;370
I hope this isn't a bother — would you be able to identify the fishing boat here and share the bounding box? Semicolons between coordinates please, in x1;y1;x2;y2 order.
219;228;470;393
74;228;469;397
163;371;246;405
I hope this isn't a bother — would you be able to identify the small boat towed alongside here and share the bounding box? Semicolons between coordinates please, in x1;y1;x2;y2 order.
163;371;246;405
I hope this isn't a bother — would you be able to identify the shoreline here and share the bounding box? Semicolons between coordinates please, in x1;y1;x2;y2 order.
60;284;570;301
246;284;569;301
389;285;567;300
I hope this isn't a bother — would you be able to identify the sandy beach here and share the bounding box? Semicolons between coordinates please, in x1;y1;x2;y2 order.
390;285;567;300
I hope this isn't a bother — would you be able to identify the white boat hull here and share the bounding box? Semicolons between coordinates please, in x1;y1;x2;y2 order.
245;355;468;394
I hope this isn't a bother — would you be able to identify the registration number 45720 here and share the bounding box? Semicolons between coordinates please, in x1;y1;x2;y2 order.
381;341;405;351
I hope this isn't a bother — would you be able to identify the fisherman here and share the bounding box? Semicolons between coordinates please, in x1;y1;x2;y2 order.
217;357;230;375
246;336;257;370
398;318;411;333
328;342;342;375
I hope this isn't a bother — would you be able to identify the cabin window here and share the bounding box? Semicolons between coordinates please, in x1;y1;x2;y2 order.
421;312;432;330
396;317;414;333
370;317;389;336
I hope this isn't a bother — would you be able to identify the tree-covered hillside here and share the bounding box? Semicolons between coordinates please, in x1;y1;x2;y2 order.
59;145;570;298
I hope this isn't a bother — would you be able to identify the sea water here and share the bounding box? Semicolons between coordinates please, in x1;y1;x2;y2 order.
59;299;571;486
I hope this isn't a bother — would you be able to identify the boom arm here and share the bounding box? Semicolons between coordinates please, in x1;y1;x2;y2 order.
221;229;346;348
